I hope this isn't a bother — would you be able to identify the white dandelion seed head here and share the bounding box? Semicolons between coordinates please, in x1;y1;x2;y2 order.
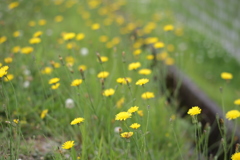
65;98;74;108
114;127;122;133
23;81;30;88
80;47;89;56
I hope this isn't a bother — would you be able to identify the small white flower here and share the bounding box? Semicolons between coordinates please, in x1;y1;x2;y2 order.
114;127;122;133
23;81;30;88
80;47;89;56
23;69;31;76
65;98;74;108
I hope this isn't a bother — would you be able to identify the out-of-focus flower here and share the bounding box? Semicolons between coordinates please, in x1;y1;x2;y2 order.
115;112;132;121
76;33;85;40
71;79;83;86
4;74;14;82
121;132;133;139
141;92;155;99
187;106;201;116
12;46;21;53
234;99;240;105
41;67;53;74
13;31;21;37
226;110;240;120
136;78;149;86
97;71;109;79
130;123;140;129
62;141;74;149
70;117;84;125
49;78;60;84
116;97;124;108
0;66;9;78
51;83;60;89
21;47;34;54
116;77;132;85
4;57;13;64
38;19;47;26
128;62;141;70
103;88;115;97
78;65;87;71
63;32;76;40
114;127;122;133
8;2;19;10
40;109;48;119
0;36;7;44
33;31;43;37
65;98;74;108
133;49;142;55
80;47;89;56
29;37;41;44
221;72;233;80
99;35;108;42
28;21;36;27
138;69;152;75
138;110;143;117
154;42;165;48
91;23;100;30
99;56;108;62
54;15;63;22
128;106;139;113
164;25;174;31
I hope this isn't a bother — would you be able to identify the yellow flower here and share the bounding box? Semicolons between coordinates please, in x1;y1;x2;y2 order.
187;106;201;116
226;110;240;120
13;31;20;37
133;49;142;55
41;67;53;74
128;106;139;113
138;69;152;75
115;112;132;121
138;110;143;117
141;92;155;99
13;119;19;124
40;109;48;119
221;72;233;80
231;152;240;160
51;83;60;90
76;33;85;40
33;31;43;37
121;132;133;139
146;55;154;60
116;97;125;108
103;88;115;97
136;78;149;86
130;123;140;129
49;78;60;84
164;25;174;31
62;141;75;149
157;52;168;61
28;21;36;27
0;66;9;78
71;79;83;86
12;46;21;53
63;32;76;40
29;37;41;44
4;57;13;64
21;47;34;54
54;15;63;22
97;71;109;79
71;117;84;125
154;42;165;48
167;44;174;52
165;57;174;65
38;19;47;26
116;77;132;84
128;62;141;70
99;35;108;42
8;2;19;10
0;36;7;44
53;62;60;68
145;37;158;44
91;23;100;30
65;56;75;66
99;56;108;62
4;74;14;82
78;65;87;71
234;99;240;105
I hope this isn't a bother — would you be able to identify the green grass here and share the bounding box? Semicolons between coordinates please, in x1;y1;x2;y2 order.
1;0;240;159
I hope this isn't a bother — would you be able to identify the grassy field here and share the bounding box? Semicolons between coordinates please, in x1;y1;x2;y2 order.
1;0;240;160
